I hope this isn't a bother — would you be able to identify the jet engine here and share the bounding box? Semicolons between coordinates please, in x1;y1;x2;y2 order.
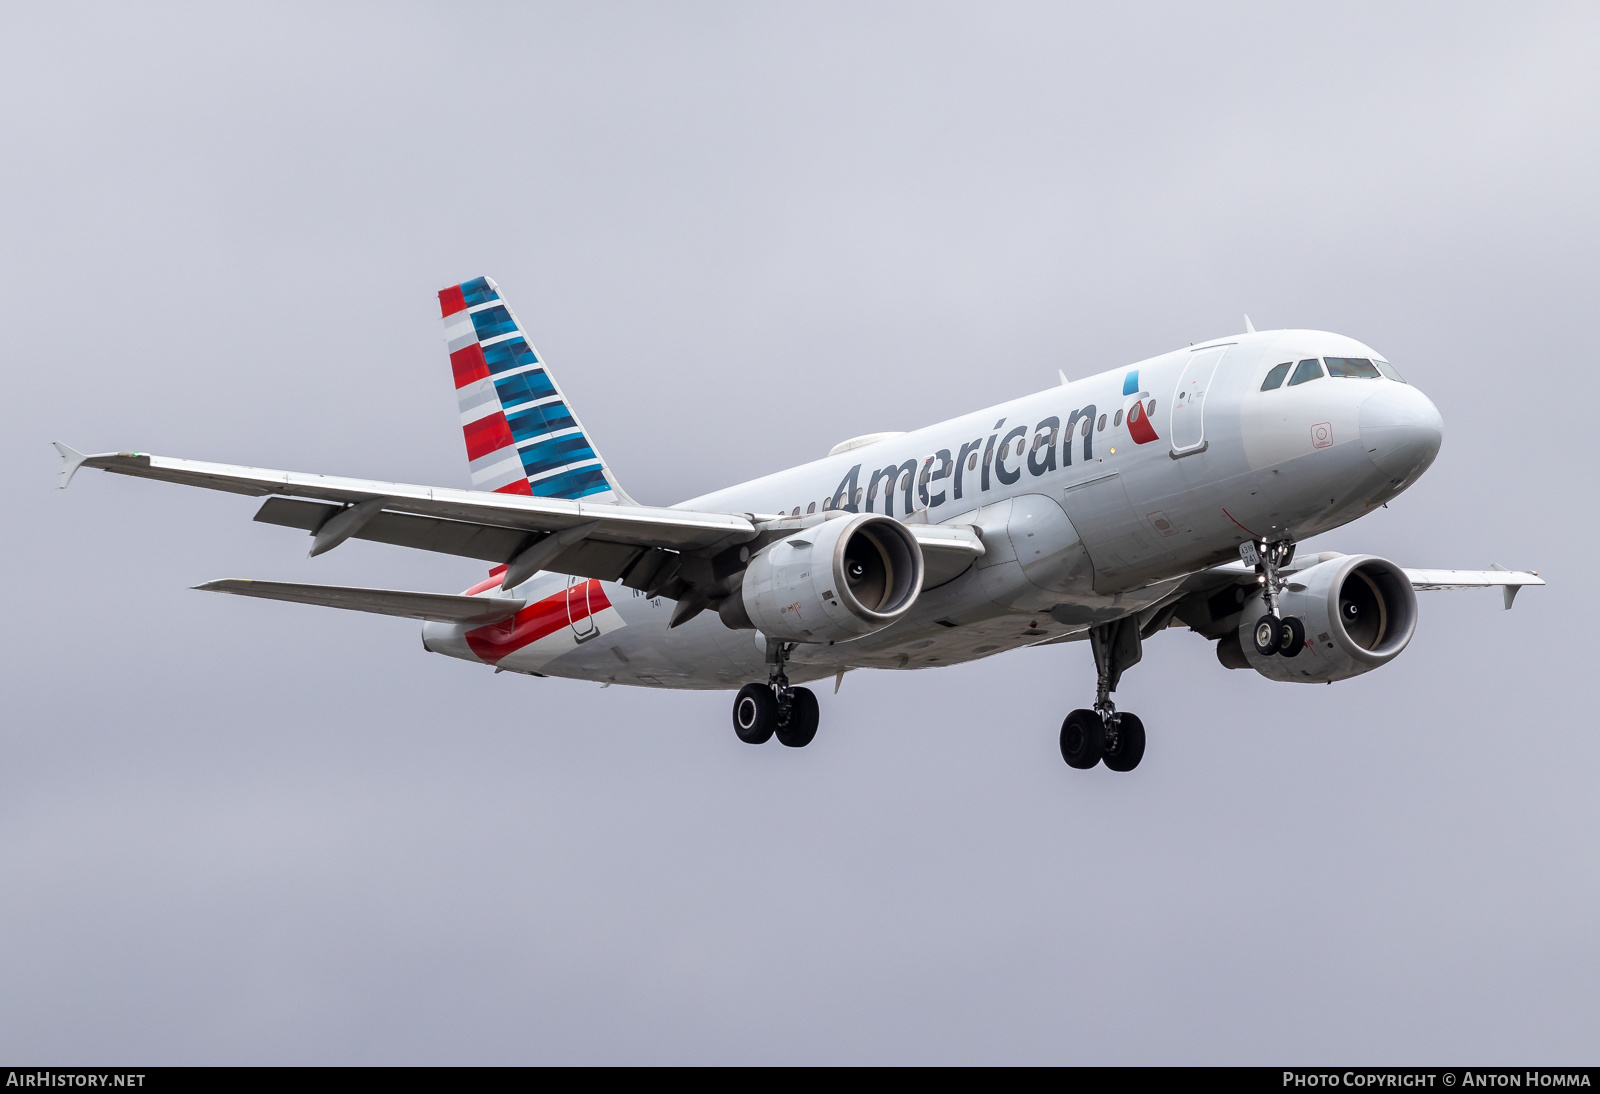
718;513;924;643
1237;554;1417;683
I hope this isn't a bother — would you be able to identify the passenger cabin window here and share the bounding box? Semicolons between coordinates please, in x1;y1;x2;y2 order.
1325;356;1382;379
1261;361;1292;390
1287;358;1324;386
1375;359;1406;383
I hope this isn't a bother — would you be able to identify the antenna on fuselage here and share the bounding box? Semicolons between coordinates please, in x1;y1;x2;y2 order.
1058;369;1070;386
1244;314;1257;334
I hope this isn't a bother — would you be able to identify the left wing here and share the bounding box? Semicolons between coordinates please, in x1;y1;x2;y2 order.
55;445;984;610
56;444;757;601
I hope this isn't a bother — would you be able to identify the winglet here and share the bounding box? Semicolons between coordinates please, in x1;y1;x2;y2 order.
53;442;89;489
1244;315;1256;334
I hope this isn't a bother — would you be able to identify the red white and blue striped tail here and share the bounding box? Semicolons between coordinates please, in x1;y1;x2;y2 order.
439;276;630;503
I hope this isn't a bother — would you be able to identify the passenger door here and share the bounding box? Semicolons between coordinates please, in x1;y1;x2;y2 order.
1169;344;1232;454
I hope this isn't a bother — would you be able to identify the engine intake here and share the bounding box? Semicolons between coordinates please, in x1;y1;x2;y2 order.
720;513;924;643
1237;554;1417;683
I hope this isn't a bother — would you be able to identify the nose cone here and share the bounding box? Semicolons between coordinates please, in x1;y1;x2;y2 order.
1359;384;1443;481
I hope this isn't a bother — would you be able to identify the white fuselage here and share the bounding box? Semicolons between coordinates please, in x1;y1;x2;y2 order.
421;329;1443;689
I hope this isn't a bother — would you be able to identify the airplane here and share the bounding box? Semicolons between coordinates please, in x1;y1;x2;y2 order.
54;277;1543;771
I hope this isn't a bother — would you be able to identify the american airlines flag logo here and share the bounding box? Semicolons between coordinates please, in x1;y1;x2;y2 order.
439;276;618;502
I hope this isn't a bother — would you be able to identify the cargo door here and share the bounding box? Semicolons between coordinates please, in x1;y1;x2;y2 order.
566;576;600;641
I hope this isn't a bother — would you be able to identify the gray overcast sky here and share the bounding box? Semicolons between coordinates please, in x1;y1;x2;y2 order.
2;2;1597;1064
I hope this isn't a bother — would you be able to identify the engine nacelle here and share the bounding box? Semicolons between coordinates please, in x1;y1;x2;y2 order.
1238;554;1418;683
720;513;924;643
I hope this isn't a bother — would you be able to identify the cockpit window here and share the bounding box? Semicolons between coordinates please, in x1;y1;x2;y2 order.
1260;361;1292;391
1287;358;1324;386
1325;356;1382;379
1374;358;1406;383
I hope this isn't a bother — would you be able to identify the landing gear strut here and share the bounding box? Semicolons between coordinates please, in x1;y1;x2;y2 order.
1060;616;1147;772
1243;539;1304;659
732;639;819;748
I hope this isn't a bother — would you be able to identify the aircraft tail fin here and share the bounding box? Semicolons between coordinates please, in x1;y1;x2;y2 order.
439;277;635;504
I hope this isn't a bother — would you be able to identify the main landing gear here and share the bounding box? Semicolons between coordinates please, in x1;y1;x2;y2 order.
1243;540;1305;659
732;640;819;748
1060;617;1147;772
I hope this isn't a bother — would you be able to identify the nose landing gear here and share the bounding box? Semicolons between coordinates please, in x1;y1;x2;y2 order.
1243;539;1305;659
731;639;820;748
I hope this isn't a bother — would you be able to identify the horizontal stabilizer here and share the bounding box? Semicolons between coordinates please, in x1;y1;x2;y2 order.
195;579;523;624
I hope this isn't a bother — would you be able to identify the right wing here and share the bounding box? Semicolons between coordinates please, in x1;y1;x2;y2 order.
1402;565;1545;609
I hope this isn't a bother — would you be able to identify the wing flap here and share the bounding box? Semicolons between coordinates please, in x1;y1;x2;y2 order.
251;497;655;583
195;578;524;624
254;498;532;563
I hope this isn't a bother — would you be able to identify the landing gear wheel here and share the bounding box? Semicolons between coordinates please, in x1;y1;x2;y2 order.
1060;708;1105;769
1276;616;1306;658
1252;614;1282;657
732;683;777;744
1102;713;1146;772
775;687;819;747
